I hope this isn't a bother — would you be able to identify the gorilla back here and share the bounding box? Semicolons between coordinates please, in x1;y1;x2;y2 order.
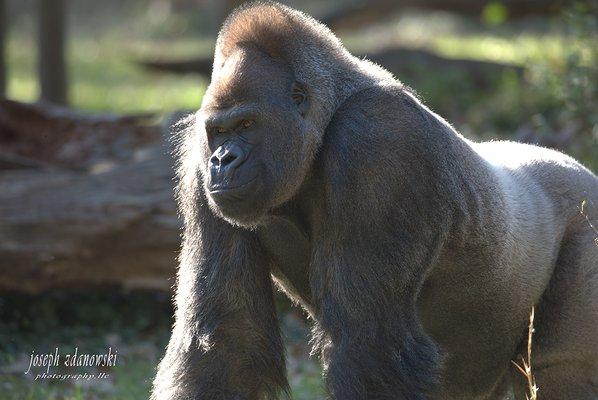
152;3;598;399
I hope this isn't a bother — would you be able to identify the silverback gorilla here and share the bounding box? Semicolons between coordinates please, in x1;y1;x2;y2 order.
152;3;598;399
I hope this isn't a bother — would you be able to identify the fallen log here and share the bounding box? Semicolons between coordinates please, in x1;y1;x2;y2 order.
365;47;522;89
0;100;183;293
136;46;521;89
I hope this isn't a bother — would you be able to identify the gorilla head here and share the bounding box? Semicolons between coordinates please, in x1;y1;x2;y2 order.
190;3;391;227
198;43;317;227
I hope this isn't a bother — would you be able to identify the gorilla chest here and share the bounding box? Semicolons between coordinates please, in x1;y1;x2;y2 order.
258;216;313;308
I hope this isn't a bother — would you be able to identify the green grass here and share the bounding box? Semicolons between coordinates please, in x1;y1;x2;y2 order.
433;34;587;66
1;359;155;400
0;292;325;400
6;37;208;113
1;353;324;400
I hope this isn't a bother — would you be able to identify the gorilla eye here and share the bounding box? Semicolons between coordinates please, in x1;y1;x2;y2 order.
216;127;227;134
241;120;254;129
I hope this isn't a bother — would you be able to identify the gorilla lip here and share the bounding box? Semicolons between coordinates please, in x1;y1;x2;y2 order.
209;175;259;196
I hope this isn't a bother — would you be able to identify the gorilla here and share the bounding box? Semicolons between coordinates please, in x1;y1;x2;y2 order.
152;2;598;399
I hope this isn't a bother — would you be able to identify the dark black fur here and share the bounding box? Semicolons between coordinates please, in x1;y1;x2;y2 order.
152;3;598;399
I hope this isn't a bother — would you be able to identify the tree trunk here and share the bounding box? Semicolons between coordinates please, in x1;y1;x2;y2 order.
0;0;6;98
38;0;68;105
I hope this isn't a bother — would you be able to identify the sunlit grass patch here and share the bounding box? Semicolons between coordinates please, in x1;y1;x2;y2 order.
433;34;594;67
6;37;207;113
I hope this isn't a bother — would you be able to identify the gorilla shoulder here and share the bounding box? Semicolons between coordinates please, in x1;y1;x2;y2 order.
318;84;447;177
475;140;589;172
475;141;596;196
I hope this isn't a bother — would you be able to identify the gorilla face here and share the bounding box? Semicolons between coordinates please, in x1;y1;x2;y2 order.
198;46;315;227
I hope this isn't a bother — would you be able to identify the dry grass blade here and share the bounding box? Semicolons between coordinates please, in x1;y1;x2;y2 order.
511;307;538;400
578;199;598;246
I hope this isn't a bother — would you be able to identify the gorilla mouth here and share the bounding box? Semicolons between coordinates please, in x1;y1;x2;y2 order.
210;175;258;194
207;174;267;226
209;175;260;203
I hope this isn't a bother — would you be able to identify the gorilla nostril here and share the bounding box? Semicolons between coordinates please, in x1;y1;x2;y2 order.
220;152;238;167
209;154;221;167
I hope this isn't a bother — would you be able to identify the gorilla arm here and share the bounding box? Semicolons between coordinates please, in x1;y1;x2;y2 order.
151;190;288;400
307;88;456;400
310;212;444;400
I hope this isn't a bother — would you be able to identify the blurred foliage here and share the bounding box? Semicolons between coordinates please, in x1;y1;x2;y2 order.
481;2;508;26
0;290;172;355
0;291;171;399
462;2;597;170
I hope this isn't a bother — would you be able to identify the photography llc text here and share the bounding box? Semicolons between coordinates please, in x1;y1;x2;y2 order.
24;347;118;380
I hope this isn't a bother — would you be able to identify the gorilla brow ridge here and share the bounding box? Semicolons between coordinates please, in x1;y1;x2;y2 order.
213;1;397;131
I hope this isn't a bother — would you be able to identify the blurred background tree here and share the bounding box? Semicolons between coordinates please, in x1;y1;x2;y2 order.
0;0;6;97
0;1;596;399
37;0;68;105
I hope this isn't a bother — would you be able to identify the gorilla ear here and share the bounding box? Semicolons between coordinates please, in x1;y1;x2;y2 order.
291;82;310;116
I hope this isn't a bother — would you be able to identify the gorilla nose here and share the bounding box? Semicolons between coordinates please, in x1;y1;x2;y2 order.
209;143;246;183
